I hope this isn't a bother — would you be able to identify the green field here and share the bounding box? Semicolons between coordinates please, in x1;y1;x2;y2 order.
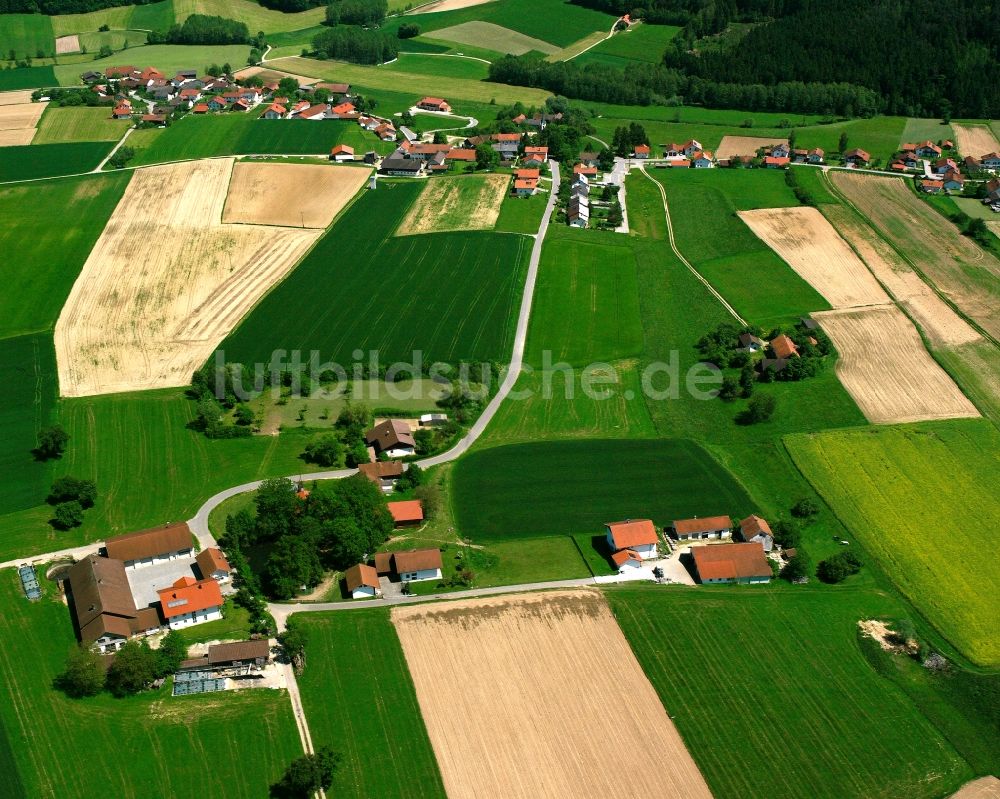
267;55;552;108
387;0;615;48
428;20;559;55
453;438;754;540
494;188;547;233
0;389;326;561
51;5;134;36
293;610;446;799
0;335;57;517
786;421;1000;667
173;0;325;32
222;180;529;366
0;65;56;91
32;106;130;144
0;172;129;338
132;114;395;164
128;0;176;32
53;44;251;85
0;141;112;181
575;23;681;67
609;587;972;799
526;230;643;366
0;572;301;799
76;28;150;52
0;14;54;60
901;117;953;147
390;52;490;81
653;168;829;325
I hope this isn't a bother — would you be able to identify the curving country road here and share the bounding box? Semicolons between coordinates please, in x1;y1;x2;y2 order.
187;160;561;545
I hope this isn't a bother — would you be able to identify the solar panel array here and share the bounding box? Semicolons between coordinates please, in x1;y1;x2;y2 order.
173;670;226;696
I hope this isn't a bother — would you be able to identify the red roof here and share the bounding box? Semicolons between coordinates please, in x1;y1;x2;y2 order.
574;164;598;175
770;334;799;359
345;563;380;592
611;549;641;567
606;520;658;549
331;144;354;155
387;500;424;524
157;576;223;619
673;516;732;535
332;102;355;114
764;156;790;166
445;148;476;161
524;146;548;155
740;515;772;538
692;543;771;581
514;178;538;190
192;103;209;113
515;168;540;178
634;144;650;155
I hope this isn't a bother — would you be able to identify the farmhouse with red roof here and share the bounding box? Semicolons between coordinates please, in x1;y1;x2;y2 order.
691;542;772;584
605;520;659;560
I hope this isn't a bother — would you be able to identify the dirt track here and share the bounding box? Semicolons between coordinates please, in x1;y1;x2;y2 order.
815;305;980;423
821;204;981;346
397;173;509;234
392;590;713;799
222;162;370;228
716;135;787;160
55;158;320;397
831;172;1000;340
740;207;889;308
951;124;1000;158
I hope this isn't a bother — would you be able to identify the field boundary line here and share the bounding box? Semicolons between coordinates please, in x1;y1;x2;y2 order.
637;163;747;325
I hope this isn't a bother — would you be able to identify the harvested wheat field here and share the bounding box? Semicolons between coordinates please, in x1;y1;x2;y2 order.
55;158;320;397
0;90;35;105
715;135;788;160
222;162;370;228
233;66;317;86
815;305;979;423
397;173;509;235
821;204;981;346
831;172;1000;340
392;590;712;799
55;34;81;53
949;777;1000;799
739;207;889;308
0;100;45;145
415;0;496;11
951;123;1000;158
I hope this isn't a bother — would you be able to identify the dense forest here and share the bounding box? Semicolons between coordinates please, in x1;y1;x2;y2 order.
146;14;250;45
257;0;324;11
488;56;880;116
0;0;157;12
312;25;397;64
570;0;800;29
325;0;386;26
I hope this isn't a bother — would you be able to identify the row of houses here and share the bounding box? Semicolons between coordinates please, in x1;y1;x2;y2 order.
65;523;234;653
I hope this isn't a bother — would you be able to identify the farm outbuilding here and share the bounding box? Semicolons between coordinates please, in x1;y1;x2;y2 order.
387;500;424;527
738;515;774;552
672;516;733;541
691;542;771;584
196;547;232;583
345;563;382;598
104;523;194;570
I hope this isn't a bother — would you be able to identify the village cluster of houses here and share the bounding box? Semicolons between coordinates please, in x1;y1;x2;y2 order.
64;522;236;653
888;139;1000;197
604;514;776;584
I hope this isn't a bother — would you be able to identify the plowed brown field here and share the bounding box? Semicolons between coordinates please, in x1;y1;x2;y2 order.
830;172;1000;339
392;590;712;799
739;206;889;308
222;162;370;228
54;158;320;396
815;305;979;423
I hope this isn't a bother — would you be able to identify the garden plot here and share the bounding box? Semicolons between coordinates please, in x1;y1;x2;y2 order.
54;158;320;397
715;135;788;160
951;123;1000;158
222;162;370;228
820;204;981;346
392;589;712;799
814;305;979;424
0;99;44;146
396;173;509;234
739;206;890;308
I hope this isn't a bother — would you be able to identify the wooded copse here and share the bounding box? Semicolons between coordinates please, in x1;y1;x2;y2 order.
312;25;397;65
147;14;251;46
325;0;387;27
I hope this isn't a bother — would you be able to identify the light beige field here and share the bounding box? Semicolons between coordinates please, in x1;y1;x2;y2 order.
397;173;509;234
392;590;712;799
0;102;45;130
431;21;560;55
54;34;81;54
414;0;496;12
232;65;318;85
0;129;35;145
951;123;1000;158
222;162;370;228
55;158;320;397
815;305;979;423
716;135;788;160
740;206;890;308
831;172;1000;340
0;90;35;105
949;777;1000;799
821;204;981;346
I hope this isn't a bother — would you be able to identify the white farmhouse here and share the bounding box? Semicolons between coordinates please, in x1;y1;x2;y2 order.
605;519;659;560
157;576;224;630
392;549;443;582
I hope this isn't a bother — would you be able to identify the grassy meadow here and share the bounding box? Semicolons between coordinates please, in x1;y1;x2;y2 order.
609;586;972;799
452;438;754;541
786;421;1000;667
0;573;301;799
32;106;130;143
172;0;324;32
293;610;446;799
391;52;491;81
50;1;174;36
574;23;681;67
651;168;829;326
222;180;530;366
0;14;54;60
526;230;643;367
0;142;112;181
0;65;56;91
495;188;547;233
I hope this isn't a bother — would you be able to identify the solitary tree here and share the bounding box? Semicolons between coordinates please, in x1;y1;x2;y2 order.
781;550;810;582
55;646;105;697
817;550;862;583
277;76;299;97
270;746;341;798
475;143;499;171
302;434;343;468
740;393;776;424
35;425;69;460
52;501;85;530
838;131;849;153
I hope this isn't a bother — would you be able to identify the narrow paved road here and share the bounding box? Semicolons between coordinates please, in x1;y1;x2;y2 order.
639;163;747;325
92;125;135;173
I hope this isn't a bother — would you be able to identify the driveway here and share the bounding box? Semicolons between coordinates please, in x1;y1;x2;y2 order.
126;555;200;608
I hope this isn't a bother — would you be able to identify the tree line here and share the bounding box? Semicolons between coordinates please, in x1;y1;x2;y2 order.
0;0;156;14
147;14;251;46
568;0;800;28
487;55;878;116
325;0;387;27
312;25;397;65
